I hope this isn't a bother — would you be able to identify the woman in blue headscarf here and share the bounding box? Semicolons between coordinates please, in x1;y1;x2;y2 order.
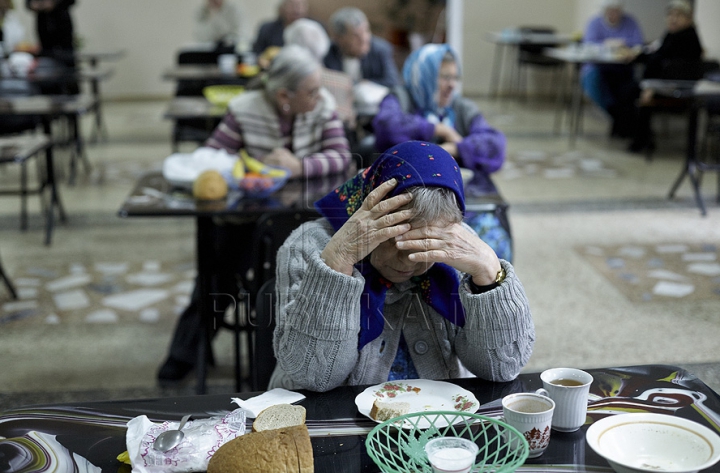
373;44;506;181
269;141;534;392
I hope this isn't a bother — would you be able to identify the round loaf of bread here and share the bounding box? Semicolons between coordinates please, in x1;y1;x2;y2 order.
207;424;313;473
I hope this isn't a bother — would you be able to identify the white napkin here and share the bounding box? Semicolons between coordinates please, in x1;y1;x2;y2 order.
231;388;305;418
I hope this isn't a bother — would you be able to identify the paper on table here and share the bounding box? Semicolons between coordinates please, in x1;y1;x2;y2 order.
232;388;305;418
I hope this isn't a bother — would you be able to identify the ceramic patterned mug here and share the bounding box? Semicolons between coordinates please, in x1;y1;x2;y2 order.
539;367;593;432
502;392;555;458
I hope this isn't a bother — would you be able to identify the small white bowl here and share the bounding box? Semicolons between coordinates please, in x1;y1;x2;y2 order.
586;413;720;473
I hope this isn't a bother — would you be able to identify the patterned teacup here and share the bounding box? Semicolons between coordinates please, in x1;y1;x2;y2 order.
502;392;555;458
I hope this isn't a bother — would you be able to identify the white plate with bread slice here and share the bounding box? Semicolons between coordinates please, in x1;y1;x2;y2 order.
355;379;479;428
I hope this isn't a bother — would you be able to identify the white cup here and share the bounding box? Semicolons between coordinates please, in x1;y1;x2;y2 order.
502;392;555;458
218;54;237;74
539;367;593;432
424;437;478;473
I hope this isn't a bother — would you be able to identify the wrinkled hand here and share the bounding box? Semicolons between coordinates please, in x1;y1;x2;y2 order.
395;222;501;285
263;147;302;178
321;179;413;276
435;123;463;144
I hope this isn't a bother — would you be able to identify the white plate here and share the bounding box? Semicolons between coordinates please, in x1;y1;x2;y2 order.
355;379;479;428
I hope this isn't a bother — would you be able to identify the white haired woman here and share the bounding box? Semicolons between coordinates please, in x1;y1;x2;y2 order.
158;45;351;384
284;18;355;128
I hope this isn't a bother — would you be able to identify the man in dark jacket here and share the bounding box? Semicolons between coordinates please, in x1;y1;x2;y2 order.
251;0;307;56
323;7;399;88
26;0;77;94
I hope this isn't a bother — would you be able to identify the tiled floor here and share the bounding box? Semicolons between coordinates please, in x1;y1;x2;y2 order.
1;96;719;411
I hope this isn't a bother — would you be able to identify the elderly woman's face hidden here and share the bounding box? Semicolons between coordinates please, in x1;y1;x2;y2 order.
370;233;435;283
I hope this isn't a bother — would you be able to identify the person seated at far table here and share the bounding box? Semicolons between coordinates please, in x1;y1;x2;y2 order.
194;0;242;47
372;44;512;261
157;45;352;384
284;18;356;129
0;0;26;55
627;0;704;153
252;0;308;56
324;7;400;114
269;141;535;392
581;0;645;138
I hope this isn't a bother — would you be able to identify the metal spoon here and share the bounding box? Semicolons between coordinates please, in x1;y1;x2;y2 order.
153;414;191;453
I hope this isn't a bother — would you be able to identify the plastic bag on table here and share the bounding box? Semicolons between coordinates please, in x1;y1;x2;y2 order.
126;408;246;473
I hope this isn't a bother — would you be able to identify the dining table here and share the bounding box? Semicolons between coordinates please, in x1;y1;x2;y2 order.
77;50;125;142
0;134;54;234
485;30;574;99
118;169;510;395
162;64;252;84
0;364;718;472
0;95;97;244
163;97;227;151
658;79;720;216
543;46;632;147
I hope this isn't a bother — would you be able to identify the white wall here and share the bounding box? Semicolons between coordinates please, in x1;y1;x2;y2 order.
8;0;716;99
696;0;720;62
12;0;277;99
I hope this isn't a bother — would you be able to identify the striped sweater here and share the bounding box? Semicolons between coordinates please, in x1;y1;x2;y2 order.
205;88;351;177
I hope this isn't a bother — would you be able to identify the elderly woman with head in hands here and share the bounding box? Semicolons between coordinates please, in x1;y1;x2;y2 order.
269;141;534;392
205;44;351;178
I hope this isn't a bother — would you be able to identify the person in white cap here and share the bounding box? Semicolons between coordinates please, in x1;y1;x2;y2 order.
581;0;644;138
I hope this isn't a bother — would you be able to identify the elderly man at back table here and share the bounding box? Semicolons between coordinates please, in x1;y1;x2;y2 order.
323;7;399;89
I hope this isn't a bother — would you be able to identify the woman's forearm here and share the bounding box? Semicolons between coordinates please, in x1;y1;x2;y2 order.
454;261;535;382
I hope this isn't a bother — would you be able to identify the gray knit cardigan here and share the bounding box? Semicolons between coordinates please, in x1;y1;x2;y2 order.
268;219;535;392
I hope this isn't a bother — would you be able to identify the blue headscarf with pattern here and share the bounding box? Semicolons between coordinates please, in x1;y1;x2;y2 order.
314;141;466;349
403;43;461;127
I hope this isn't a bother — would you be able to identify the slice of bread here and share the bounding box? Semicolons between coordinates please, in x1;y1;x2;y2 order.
369;399;411;421
208;424;313;473
252;404;306;432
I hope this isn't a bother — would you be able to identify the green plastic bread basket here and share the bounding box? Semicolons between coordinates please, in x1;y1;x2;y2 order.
365;411;529;473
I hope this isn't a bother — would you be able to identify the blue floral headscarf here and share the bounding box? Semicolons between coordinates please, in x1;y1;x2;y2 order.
403;43;461;126
314;141;466;349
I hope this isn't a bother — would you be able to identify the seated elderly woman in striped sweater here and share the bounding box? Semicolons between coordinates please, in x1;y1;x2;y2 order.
157;45;351;384
206;44;351;177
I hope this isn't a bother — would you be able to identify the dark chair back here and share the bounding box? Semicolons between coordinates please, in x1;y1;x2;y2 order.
252;277;276;391
250;210;318;293
518;26;561;60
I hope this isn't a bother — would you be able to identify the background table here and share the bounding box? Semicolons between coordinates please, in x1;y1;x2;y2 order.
76;49;126;141
544;46;630;147
0;135;53;232
1;364;718;472
485;31;573;99
0;96;97;244
662;79;720;215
